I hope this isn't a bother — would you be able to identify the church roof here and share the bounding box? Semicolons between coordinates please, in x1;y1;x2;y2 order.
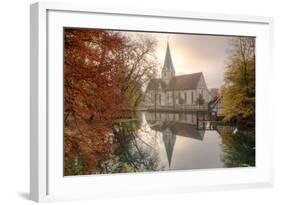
146;72;203;91
167;72;202;91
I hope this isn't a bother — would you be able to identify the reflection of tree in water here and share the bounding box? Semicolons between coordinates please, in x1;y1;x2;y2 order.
220;129;255;167
97;120;160;173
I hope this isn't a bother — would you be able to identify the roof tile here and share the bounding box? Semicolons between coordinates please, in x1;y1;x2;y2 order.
146;72;202;91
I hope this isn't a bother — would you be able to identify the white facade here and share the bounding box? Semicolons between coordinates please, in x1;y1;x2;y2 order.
145;75;210;108
145;41;210;109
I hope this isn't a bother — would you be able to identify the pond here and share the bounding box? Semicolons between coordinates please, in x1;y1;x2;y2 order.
98;111;255;174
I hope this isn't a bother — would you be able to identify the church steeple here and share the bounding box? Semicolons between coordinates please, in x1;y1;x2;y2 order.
161;39;175;84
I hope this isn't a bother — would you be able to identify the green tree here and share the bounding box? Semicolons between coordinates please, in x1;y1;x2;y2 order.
222;37;255;127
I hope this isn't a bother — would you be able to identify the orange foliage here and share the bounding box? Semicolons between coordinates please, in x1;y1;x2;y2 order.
63;29;128;174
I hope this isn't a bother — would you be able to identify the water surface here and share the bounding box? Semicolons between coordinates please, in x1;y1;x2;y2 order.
99;111;255;173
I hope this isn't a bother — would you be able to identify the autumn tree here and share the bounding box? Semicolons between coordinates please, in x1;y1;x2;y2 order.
64;29;127;175
222;37;255;127
63;29;158;175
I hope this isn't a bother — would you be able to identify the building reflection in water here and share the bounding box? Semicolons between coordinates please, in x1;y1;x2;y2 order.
144;112;205;168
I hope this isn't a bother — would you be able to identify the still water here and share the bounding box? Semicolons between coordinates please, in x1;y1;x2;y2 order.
100;111;255;173
136;112;224;170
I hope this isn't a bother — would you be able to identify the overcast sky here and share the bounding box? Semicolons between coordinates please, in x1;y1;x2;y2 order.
125;31;236;89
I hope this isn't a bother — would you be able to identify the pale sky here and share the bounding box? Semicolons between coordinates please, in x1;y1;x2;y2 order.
124;31;236;89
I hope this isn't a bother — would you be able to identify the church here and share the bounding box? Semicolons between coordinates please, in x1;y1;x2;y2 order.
145;41;210;110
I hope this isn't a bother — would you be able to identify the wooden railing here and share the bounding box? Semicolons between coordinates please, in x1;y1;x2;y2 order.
145;104;209;111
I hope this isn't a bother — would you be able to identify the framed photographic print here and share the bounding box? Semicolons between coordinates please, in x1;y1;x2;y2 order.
30;2;274;202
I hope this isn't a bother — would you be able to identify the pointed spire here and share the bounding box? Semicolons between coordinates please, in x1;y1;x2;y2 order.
163;38;175;73
161;37;175;84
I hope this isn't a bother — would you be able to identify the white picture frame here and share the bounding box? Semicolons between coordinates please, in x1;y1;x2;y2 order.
30;2;274;202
